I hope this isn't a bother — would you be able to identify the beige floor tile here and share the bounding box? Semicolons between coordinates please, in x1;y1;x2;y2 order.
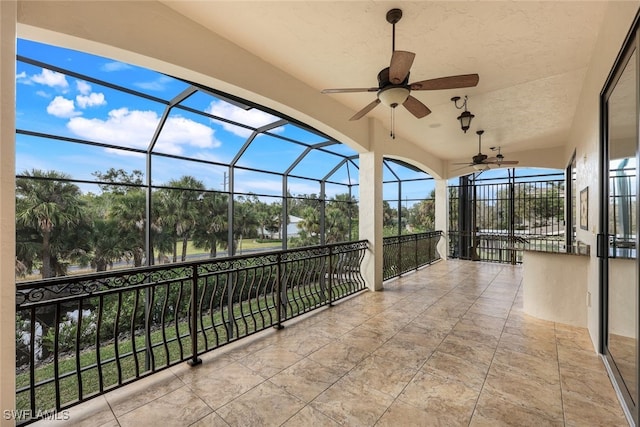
117;386;212;427
406;314;458;338
558;345;606;374
269;358;344;402
562;389;628;427
307;340;370;373
498;330;558;360
482;369;564;420
281;405;341;426
467;300;512;319
267;328;334;357
436;334;496;369
449;320;502;347
490;347;560;386
471;390;563;427
32;396;117;427
377;400;464;427
459;312;508;331
560;367;623;409
215;380;305;427
371;338;436;371
398;371;478;422
186;361;266;409
104;368;184;416
310;376;395;426
170;351;237;384
189;411;231;427
337;325;391;353
421;350;490;391
344;354;418;397
238;345;303;378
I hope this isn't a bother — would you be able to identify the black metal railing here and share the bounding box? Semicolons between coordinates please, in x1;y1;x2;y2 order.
15;240;367;425
382;231;442;281
449;175;565;264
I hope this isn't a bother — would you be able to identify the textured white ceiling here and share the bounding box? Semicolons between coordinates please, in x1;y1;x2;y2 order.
162;1;609;166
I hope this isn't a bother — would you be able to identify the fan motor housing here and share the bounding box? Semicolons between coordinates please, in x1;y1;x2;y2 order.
473;153;488;164
377;67;409;88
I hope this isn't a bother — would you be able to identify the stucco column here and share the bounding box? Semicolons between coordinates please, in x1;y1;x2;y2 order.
434;179;448;260
359;150;384;291
0;1;17;424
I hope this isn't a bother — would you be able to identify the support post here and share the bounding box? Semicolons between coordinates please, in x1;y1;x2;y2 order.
188;265;202;366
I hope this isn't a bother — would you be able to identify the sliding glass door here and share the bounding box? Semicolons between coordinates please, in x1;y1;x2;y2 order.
601;22;639;424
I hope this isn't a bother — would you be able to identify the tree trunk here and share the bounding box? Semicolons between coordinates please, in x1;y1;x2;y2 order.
181;237;188;262
41;231;52;279
172;240;178;263
209;237;217;258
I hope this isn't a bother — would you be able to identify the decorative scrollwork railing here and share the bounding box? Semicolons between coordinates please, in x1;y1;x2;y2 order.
14;240;367;425
382;231;442;281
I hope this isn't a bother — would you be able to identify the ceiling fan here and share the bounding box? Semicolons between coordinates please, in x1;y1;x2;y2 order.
321;8;479;124
453;130;519;171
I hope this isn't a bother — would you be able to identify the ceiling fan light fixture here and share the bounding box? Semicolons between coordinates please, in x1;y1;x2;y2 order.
473;163;489;171
378;86;410;108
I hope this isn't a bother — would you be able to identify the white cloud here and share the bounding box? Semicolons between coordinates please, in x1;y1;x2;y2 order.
66;108;219;156
31;69;69;89
76;92;106;108
35;91;50;98
47;96;80;118
134;76;173;91
76;80;92;95
158;116;220;149
101;61;132;72
206;101;283;138
16;71;27;81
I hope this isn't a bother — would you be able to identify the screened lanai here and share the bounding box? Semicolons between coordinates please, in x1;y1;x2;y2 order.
15;39;436;280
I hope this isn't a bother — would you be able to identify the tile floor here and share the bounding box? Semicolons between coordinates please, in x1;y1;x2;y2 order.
33;260;629;426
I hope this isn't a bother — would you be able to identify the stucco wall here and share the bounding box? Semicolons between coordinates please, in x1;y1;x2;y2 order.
566;1;639;350
523;252;588;327
0;3;16;426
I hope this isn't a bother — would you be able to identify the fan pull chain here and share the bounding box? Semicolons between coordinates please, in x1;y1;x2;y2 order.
390;108;395;139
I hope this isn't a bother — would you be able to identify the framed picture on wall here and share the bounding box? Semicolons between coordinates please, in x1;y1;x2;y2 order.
580;187;588;230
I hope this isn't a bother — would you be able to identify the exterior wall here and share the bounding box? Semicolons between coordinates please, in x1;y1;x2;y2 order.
566;1;640;350
0;2;16;425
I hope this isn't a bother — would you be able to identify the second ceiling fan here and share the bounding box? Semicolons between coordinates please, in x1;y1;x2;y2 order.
453;130;519;171
321;8;480;121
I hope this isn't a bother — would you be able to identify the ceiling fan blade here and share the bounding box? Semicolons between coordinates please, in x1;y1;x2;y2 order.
403;95;431;118
451;165;473;172
389;51;415;84
321;87;378;94
349;99;381;121
497;160;519;165
410;74;480;91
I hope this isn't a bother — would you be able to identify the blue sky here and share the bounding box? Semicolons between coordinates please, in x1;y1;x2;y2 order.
16;39;558;203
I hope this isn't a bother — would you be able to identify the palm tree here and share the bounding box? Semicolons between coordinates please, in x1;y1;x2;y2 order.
192;191;228;258
16;170;86;278
109;189;147;267
232;195;260;255
156;176;205;262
